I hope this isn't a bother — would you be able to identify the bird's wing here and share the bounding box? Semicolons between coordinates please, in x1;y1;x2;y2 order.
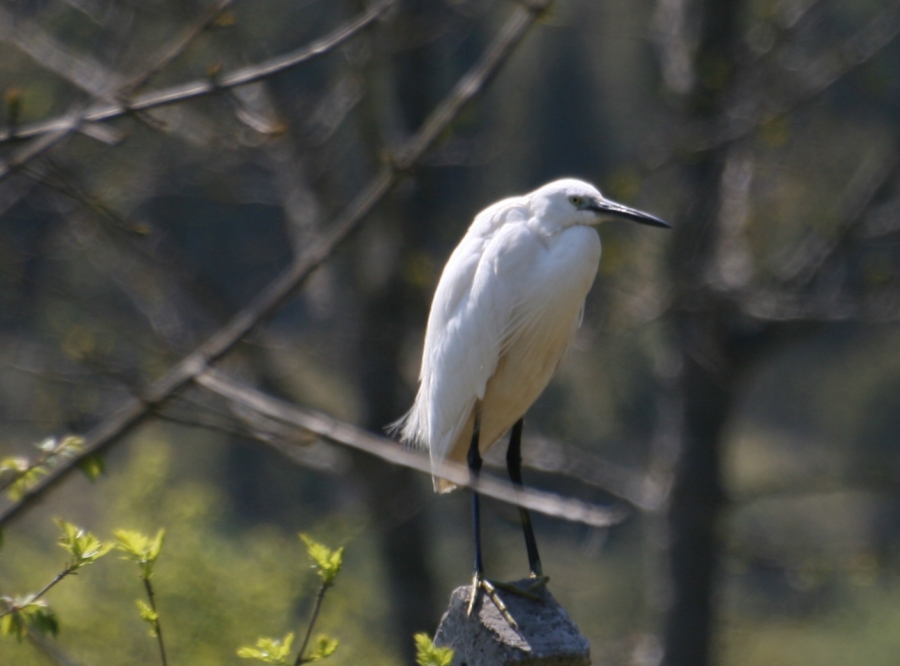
402;199;524;460
417;204;539;463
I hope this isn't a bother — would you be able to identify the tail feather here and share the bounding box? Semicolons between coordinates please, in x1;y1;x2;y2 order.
434;476;458;493
388;397;428;451
389;394;462;493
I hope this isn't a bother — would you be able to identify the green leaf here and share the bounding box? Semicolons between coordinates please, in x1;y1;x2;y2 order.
414;633;454;666
0;598;59;642
1;608;26;642
58;436;85;455
2;437;86;501
55;519;113;568
237;632;295;664
307;634;338;661
299;534;343;586
7;466;47;501
115;528;165;579
149;529;165;561
136;600;159;636
78;454;105;482
38;436;83;460
0;456;28;476
2;436;84;501
27;603;59;638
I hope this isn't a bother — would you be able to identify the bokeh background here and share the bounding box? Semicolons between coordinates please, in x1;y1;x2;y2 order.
3;0;900;664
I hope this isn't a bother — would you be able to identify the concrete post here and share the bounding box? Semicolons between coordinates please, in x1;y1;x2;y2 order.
434;579;591;665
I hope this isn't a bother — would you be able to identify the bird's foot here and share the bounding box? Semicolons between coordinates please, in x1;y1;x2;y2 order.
490;573;549;600
465;573;551;628
527;572;550;591
466;572;518;629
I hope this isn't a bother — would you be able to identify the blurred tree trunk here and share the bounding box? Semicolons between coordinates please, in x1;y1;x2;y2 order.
662;307;733;666
350;1;446;662
661;1;741;664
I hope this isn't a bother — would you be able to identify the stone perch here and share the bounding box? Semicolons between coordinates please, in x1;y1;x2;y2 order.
434;580;591;666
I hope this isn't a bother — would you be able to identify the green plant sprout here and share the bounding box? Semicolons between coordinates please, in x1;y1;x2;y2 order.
237;534;343;666
0;436;97;502
0;520;112;641
299;534;343;586
413;632;454;666
0;597;58;642
237;633;295;665
116;528;167;666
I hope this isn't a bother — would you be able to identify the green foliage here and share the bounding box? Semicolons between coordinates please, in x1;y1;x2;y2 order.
0;434;398;666
135;600;159;636
0;598;59;642
0;520;110;644
0;436;86;501
300;535;343;586
413;633;454;666
56;520;114;569
0;457;28;484
239;536;344;665
115;526;166;656
115;529;165;580
306;634;339;662
78;455;105;483
237;632;295;664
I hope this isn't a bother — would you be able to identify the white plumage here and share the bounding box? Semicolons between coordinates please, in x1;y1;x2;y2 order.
398;178;668;492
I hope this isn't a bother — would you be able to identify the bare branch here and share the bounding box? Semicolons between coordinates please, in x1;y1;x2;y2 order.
773;148;900;287
0;0;555;528
484;435;666;512
0;0;382;183
156;393;352;474
668;0;900;161
119;0;233;95
194;369;626;528
0;122;81;181
0;0;395;146
734;142;900;322
0;6;127;96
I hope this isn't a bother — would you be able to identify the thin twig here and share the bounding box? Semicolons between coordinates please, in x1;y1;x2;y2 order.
775;149;900;287
0;6;127;97
142;578;168;666
0;0;395;146
648;1;900;169
0;124;80;181
0;0;255;183
0;566;74;620
113;0;236;136
0;0;378;181
157;409;346;474
119;0;233;95
294;582;328;666
0;0;555;529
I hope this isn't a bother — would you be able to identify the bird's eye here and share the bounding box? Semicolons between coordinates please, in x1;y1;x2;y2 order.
569;195;583;207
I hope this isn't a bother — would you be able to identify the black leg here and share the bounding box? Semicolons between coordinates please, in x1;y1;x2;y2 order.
465;409;523;628
507;418;543;577
467;410;484;576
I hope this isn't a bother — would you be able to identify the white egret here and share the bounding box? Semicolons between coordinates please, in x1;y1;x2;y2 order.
396;178;668;621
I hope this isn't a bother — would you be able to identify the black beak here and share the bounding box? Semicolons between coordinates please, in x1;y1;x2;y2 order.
588;199;671;228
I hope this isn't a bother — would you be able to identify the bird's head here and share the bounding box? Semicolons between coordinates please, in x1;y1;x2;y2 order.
528;178;670;231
